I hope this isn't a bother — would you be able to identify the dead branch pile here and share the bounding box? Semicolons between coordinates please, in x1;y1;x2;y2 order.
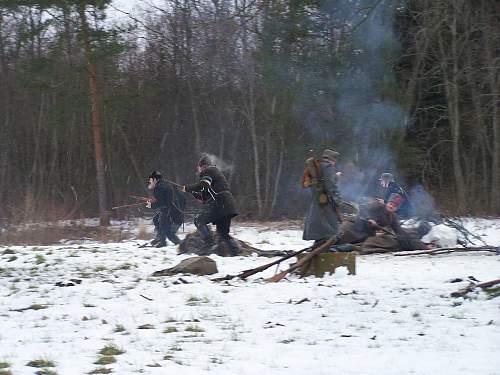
395;245;499;256
213;234;340;283
451;279;500;298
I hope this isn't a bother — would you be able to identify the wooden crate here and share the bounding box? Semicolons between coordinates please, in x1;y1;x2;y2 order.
297;252;356;277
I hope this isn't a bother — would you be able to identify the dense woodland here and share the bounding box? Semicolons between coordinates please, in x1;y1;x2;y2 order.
0;0;498;224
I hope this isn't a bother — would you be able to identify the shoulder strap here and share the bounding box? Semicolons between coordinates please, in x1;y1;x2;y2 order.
313;159;323;179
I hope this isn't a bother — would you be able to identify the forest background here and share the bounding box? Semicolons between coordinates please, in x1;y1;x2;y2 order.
0;0;498;225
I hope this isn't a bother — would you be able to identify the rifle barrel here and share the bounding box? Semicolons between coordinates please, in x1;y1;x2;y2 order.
359;218;394;236
165;179;182;188
111;202;145;210
130;195;150;201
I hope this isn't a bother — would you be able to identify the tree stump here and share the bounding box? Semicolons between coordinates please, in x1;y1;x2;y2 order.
296;252;356;277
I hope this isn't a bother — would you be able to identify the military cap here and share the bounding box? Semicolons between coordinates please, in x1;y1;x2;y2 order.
149;170;162;180
198;154;213;168
322;149;340;162
379;172;395;182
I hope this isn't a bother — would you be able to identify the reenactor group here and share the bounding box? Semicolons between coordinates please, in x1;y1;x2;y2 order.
145;155;239;255
144;150;431;254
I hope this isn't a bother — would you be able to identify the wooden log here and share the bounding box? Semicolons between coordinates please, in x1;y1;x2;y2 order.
451;278;500;297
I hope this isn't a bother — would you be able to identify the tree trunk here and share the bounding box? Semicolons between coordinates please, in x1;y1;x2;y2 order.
78;3;109;226
484;5;500;212
187;80;201;156
270;127;284;217
440;4;466;212
247;79;263;216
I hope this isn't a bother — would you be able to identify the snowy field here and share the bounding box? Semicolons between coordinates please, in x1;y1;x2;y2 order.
0;220;499;375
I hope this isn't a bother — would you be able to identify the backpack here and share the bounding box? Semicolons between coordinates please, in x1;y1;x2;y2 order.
302;157;328;204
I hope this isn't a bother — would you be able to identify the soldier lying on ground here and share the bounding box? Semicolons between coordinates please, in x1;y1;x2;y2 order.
338;193;433;254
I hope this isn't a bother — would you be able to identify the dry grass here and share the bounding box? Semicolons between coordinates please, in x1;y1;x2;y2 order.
98;345;125;356
0;225;132;246
26;359;55;368
89;368;112;374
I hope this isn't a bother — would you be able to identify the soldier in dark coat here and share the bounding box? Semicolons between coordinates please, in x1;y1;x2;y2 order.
181;155;240;255
146;171;183;248
302;149;342;244
378;173;412;219
339;194;428;253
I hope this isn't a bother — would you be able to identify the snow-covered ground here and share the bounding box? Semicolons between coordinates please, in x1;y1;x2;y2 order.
0;220;499;375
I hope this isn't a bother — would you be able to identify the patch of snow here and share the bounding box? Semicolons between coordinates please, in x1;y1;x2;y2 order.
0;219;499;374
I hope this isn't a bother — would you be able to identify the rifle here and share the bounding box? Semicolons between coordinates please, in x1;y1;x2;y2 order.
266;234;340;283
212;245;312;282
111;202;145;210
130;195;153;202
166;179;183;188
358;218;395;236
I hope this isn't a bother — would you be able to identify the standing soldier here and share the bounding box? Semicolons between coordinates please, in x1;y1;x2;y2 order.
146;171;183;247
181;155;240;255
302;149;342;246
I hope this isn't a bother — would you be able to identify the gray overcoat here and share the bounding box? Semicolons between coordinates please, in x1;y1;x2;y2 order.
302;161;341;241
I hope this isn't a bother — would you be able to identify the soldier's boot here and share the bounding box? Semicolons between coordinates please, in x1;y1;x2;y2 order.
166;224;182;245
154;230;168;248
151;214;163;246
222;237;240;256
150;234;161;246
166;230;181;246
155;238;167;247
155;239;167;248
197;224;213;242
197;224;217;254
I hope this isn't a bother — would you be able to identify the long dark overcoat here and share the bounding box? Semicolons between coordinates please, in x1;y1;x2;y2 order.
302;161;341;241
186;166;238;222
151;180;183;224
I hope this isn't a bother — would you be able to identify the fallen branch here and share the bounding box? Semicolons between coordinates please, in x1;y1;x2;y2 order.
266;234;339;283
251;249;296;258
212;245;312;282
294;298;310;305
140;294;154;301
451;278;500;298
441;217;487;246
395;245;499;256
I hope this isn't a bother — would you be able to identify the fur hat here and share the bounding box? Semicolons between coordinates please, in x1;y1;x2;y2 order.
379;173;394;182
322;149;339;162
198;154;213;168
149;170;162;180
